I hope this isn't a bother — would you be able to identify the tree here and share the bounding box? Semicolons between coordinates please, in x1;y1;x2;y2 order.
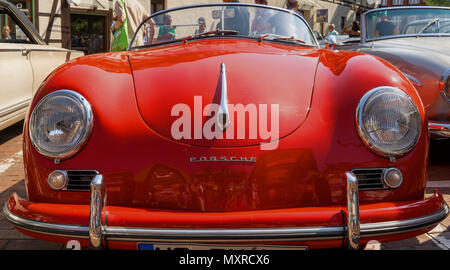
423;0;450;6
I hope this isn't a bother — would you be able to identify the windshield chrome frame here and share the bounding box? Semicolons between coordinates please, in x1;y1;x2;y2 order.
361;6;450;43
127;2;319;50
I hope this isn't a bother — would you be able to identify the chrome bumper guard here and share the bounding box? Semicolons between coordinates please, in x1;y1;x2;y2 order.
346;172;360;249
89;175;104;248
2;172;449;249
429;121;450;138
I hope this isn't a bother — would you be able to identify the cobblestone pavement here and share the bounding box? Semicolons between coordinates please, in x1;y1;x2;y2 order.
0;121;449;250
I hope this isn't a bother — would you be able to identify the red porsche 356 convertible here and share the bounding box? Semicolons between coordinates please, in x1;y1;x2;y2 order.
3;3;448;250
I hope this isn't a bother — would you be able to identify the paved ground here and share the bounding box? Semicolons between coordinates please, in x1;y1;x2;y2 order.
0;120;449;250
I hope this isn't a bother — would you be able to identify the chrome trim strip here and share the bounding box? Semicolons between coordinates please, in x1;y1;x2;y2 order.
19;48;71;53
346;172;360;250
366;6;450;11
0;49;26;52
0;99;30;118
361;10;367;43
2;204;89;237
367;33;450;42
104;226;344;242
89;175;104;248
360;203;449;237
429;122;450;138
403;73;423;87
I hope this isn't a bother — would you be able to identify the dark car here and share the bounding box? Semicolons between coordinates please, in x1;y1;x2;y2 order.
337;6;450;139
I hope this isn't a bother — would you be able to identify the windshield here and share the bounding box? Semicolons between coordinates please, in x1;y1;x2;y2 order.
364;7;450;41
129;3;316;49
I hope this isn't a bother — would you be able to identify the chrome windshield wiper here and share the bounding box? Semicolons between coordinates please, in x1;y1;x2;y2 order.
257;33;306;44
196;29;238;37
181;30;239;42
417;18;440;36
273;36;306;44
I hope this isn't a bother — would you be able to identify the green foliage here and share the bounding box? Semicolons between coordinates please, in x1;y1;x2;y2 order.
424;0;450;6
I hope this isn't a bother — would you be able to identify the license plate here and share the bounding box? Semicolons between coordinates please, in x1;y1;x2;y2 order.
137;243;307;250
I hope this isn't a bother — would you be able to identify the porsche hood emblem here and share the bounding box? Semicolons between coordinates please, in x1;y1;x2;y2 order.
169;63;281;151
217;62;231;131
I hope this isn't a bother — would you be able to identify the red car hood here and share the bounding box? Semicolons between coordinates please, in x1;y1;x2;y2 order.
128;39;319;147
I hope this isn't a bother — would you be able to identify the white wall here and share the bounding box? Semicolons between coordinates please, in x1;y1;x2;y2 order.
38;0;62;42
309;1;356;34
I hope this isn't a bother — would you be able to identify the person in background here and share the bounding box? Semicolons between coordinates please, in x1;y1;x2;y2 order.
327;24;339;37
285;0;304;17
92;34;103;53
2;26;11;40
157;14;176;41
217;0;250;35
341;21;360;37
251;0;275;35
111;0;152;47
375;15;397;37
324;24;338;44
195;17;206;35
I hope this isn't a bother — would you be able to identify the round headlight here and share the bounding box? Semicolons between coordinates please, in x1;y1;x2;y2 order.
29;90;93;159
356;86;422;157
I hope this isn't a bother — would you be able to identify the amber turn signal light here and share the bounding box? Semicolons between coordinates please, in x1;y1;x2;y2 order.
383;168;403;189
48;170;68;190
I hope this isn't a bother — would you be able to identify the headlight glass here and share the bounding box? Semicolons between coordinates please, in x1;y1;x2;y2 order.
29;90;93;159
357;87;421;157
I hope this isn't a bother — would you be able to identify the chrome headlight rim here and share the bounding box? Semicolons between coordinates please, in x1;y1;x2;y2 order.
440;68;450;103
29;90;93;160
356;86;422;158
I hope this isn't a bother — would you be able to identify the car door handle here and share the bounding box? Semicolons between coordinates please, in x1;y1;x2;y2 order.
21;49;30;58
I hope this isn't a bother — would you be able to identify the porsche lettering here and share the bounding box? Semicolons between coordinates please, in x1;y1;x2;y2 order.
189;156;257;163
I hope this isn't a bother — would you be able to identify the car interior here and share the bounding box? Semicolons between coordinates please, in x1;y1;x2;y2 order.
0;7;32;44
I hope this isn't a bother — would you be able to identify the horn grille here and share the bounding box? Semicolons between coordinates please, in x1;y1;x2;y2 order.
65;170;98;191
351;168;387;190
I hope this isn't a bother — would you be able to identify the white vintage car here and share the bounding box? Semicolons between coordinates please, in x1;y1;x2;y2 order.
0;0;83;131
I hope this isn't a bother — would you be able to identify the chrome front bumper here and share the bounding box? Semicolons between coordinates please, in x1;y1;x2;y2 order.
429;121;450;138
3;173;449;250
